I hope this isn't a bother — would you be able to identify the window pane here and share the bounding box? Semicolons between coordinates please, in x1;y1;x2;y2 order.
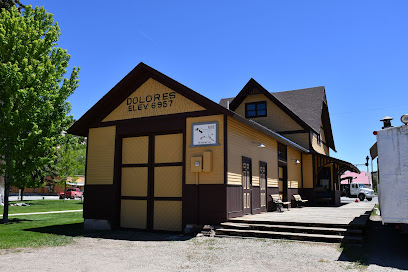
257;103;266;110
246;104;256;111
257;109;266;116
247;110;256;117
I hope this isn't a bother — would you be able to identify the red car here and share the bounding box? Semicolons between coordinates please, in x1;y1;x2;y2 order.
59;187;83;199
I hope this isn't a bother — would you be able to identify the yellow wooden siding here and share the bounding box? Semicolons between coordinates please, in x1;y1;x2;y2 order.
234;94;303;132
122;136;148;164
103;78;205;122
302;154;314;188
153;201;182;231
155;134;183;163
186;115;224;185
120;200;147;229
311;132;329;155
154;166;182;197
227;117;279;187
86;126;116;185
121;167;148;197
287;146;301;188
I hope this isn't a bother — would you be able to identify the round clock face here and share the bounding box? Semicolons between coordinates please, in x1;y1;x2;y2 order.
192;122;218;146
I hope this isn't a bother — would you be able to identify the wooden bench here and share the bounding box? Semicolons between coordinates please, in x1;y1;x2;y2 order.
270;194;291;212
293;194;308;207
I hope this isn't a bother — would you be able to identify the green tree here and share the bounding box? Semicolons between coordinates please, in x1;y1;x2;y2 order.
0;0;24;12
52;132;86;191
0;6;79;223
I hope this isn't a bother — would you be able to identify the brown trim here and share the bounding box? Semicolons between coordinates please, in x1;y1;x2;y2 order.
182;122;187;230
277;129;307;135
224;114;228;185
96;110;215;131
113;129;122;229
83;184;115;221
83;131;90;220
301;153;304;189
121;196;147;200
227;184;243;218
154;197;182;201
146;135;154;230
312;154;316;188
122;163;149;168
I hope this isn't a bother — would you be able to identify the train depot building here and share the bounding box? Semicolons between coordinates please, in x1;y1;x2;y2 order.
68;63;358;232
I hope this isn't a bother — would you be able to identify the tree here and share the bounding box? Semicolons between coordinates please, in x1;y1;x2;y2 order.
0;0;24;12
0;5;80;223
52;132;87;191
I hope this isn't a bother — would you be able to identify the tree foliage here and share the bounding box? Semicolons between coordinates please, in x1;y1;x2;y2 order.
0;0;24;12
53;133;86;187
0;5;80;222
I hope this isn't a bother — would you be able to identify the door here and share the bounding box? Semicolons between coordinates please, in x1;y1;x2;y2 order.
278;165;288;201
260;161;267;212
120;133;183;231
242;157;252;214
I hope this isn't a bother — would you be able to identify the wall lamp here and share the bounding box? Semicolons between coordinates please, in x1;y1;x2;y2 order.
252;141;265;148
293;159;301;165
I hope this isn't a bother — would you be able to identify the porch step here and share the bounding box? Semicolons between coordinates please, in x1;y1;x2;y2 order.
216;221;365;244
216;228;364;243
220;222;362;236
227;218;366;229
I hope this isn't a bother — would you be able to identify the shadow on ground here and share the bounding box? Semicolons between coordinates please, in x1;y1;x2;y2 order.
26;223;194;242
338;218;408;271
0;218;33;224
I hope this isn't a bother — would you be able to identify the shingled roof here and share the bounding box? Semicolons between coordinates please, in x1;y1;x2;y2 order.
219;82;336;151
271;87;325;133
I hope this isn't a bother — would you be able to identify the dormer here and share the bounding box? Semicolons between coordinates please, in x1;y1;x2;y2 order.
219;79;336;155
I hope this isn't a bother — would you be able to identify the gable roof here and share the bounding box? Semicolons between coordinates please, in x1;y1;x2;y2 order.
228;78;315;133
68;62;231;136
220;80;336;151
272;87;325;133
67;63;309;153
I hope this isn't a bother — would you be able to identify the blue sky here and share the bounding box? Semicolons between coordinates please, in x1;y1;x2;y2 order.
33;0;407;169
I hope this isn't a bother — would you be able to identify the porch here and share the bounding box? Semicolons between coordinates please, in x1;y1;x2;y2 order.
216;199;375;243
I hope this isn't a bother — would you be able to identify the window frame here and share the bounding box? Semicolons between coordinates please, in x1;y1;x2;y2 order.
245;101;267;118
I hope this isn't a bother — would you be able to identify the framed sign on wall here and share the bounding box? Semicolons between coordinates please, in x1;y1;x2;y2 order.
191;121;219;147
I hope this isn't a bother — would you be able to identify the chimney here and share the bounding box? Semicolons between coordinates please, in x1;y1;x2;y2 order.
380;116;393;129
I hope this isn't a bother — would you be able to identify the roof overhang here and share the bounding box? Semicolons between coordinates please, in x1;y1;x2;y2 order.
312;151;360;174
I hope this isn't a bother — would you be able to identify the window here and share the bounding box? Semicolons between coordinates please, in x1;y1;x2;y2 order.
278;143;287;162
245;101;267;118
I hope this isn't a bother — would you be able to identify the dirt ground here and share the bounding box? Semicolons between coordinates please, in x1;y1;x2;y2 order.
0;220;407;272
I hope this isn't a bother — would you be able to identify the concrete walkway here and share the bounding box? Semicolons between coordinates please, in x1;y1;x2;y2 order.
0;209;82;218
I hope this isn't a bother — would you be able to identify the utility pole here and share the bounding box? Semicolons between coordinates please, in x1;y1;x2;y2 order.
365;156;371;188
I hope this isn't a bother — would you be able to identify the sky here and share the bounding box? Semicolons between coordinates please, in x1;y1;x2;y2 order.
31;0;408;170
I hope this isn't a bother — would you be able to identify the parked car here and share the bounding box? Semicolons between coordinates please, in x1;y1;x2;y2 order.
59;187;83;199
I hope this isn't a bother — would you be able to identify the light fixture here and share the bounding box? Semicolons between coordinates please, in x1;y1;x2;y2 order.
252;141;265;148
293;159;301;165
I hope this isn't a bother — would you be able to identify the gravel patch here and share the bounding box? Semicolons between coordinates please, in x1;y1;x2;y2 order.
0;232;404;272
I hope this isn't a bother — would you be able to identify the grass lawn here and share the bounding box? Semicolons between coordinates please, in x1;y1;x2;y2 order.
0;199;83;215
0;212;84;249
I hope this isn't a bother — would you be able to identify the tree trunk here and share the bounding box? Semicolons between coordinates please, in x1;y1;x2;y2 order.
20;187;24;201
2;171;10;224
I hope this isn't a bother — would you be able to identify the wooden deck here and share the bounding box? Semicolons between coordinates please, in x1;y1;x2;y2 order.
230;200;375;227
215;201;375;243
